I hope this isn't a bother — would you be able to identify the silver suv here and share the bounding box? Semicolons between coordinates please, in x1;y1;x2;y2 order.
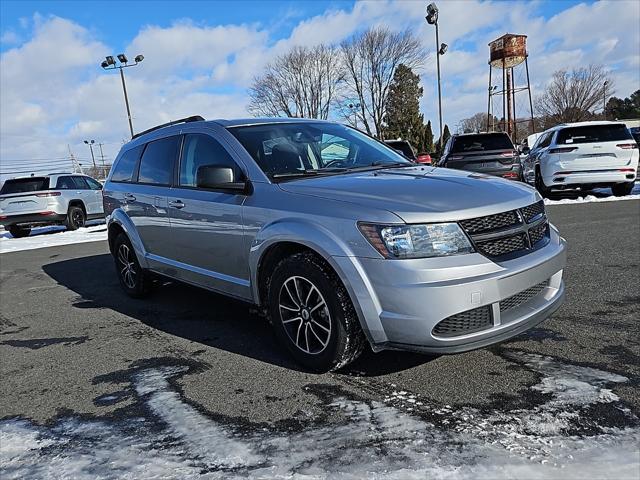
0;173;104;237
103;117;566;371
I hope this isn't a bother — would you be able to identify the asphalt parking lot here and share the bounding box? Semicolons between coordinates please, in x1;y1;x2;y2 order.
1;200;639;478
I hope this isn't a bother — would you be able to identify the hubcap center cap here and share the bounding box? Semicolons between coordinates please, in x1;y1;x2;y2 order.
301;309;310;321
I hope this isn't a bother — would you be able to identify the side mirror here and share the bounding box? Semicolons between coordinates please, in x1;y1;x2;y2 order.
521;147;531;155
196;165;248;193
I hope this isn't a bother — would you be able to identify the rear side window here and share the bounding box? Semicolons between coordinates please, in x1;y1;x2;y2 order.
557;124;633;144
55;176;76;189
138;136;181;186
0;177;49;194
112;145;143;182
451;134;514;153
179;134;241;187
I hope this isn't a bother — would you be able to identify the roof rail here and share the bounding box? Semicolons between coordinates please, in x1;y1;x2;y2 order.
131;115;205;140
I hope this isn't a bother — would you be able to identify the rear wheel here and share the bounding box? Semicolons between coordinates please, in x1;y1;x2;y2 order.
535;167;551;197
267;252;365;372
8;226;31;238
113;232;152;298
65;205;85;231
612;182;634;197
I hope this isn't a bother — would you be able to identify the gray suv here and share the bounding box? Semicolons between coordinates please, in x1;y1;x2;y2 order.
103;116;566;371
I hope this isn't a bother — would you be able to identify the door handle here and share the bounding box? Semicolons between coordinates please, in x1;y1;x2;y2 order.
124;193;136;203
169;199;185;209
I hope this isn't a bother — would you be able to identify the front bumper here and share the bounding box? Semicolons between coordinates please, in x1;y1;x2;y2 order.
333;225;566;353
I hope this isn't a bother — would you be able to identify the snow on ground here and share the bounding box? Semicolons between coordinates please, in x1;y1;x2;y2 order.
0;222;107;254
1;352;638;479
544;182;640;205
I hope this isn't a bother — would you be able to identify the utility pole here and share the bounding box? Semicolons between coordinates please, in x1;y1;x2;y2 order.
68;144;80;173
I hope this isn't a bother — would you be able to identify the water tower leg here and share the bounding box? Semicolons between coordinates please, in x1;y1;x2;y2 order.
512;68;517;143
506;68;512;139
502;59;506;133
525;55;535;133
487;65;492;131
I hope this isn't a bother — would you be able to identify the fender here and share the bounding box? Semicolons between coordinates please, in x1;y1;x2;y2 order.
107;209;149;269
249;217;386;346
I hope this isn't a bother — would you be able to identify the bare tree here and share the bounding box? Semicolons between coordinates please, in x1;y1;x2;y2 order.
248;45;344;119
535;65;614;126
460;112;493;133
340;27;425;137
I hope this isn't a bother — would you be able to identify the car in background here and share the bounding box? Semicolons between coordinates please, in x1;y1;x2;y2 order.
384;140;432;165
438;132;521;180
0;173;104;238
522;121;638;197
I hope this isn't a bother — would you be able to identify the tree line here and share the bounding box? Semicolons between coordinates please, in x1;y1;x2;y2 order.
248;27;443;154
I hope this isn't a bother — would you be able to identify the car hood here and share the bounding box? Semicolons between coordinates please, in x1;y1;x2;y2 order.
278;166;540;223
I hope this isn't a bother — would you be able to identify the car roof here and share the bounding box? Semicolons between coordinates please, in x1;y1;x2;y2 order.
453;132;509;137
211;117;334;128
549;120;626;130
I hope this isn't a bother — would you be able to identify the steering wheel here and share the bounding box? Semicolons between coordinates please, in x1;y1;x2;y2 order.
324;158;356;169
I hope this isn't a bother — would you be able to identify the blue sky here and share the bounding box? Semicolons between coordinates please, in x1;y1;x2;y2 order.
1;0;639;173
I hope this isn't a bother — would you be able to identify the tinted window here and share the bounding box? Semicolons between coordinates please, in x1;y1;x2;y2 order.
138;136;180;185
72;176;90;189
1;177;49;194
112;145;143;182
85;177;103;190
451;134;514;153
385;141;415;159
556;124;633;144
537;133;553;149
55;176;76;190
180;134;240;187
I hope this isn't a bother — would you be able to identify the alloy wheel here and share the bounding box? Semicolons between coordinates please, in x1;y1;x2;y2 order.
278;276;331;354
117;244;137;289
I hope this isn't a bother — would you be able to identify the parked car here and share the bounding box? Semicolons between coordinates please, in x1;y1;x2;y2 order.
416;152;432;165
104;116;566;372
384;139;417;161
522;121;638;196
438;132;522;180
0;173;104;238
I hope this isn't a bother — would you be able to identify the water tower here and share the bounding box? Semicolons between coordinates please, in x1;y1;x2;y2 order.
486;34;535;143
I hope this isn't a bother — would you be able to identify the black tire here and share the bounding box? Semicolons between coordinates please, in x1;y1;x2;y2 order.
535;167;551;197
113;232;152;298
65;205;85;231
612;182;634;197
267;252;365;372
8;226;31;238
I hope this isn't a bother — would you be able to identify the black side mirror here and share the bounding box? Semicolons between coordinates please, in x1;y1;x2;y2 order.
196;165;248;193
521;147;531;155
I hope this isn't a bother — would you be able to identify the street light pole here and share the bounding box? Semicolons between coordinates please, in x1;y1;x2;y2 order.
426;3;445;153
603;81;608;120
101;54;144;138
84;140;96;168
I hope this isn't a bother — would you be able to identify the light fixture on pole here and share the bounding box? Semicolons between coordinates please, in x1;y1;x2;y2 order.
83;140;97;168
347;102;361;129
100;53;144;138
426;2;445;153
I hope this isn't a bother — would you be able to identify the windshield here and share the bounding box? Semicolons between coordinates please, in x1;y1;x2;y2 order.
0;177;49;194
228;122;412;179
451;134;514;153
557;124;633;144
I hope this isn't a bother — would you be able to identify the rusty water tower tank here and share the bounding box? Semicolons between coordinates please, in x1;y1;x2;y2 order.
489;34;527;69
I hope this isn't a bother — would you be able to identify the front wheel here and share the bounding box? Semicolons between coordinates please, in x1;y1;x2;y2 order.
113;233;152;298
8;226;31;238
611;182;634;197
267;252;365;372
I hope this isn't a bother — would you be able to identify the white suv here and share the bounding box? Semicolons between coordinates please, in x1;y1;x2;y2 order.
0;173;104;238
522;121;638;196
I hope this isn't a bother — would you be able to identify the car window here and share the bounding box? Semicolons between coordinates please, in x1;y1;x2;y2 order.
138;136;181;186
85;177;103;190
1;177;50;194
179;134;241;187
55;176;76;190
538;133;553;149
556;124;633;144
450;134;514;153
112;145;143;183
72;176;90;189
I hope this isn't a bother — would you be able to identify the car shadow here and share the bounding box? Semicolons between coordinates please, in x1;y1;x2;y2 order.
42;254;435;376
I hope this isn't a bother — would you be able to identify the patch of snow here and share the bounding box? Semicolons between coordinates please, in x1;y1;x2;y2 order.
0;222;106;254
1;352;638;479
544;181;640;205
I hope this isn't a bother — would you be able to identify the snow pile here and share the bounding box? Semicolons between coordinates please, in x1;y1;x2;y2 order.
0;223;107;254
544;182;640;205
1;351;638;479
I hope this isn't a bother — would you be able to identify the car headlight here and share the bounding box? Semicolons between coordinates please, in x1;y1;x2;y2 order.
358;222;475;259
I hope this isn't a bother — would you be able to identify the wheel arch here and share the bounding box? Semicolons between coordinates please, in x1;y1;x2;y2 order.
106;209;149;268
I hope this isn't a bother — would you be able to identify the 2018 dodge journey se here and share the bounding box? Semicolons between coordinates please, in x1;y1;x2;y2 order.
103;116;566;371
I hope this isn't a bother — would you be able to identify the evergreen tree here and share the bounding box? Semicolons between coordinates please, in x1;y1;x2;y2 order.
436;124;451;152
383;64;424;148
418;120;434;153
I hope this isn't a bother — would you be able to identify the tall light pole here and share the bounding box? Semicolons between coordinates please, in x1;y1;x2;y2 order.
347;102;361;129
426;3;446;153
603;80;608;120
100;53;144;138
83;140;96;168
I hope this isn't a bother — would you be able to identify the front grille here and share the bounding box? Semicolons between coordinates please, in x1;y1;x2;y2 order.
500;280;550;312
476;233;527;257
432;306;492;338
459;201;549;260
521;200;545;223
529;222;548;245
459;210;519;234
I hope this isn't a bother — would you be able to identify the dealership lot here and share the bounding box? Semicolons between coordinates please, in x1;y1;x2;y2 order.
1;200;639;478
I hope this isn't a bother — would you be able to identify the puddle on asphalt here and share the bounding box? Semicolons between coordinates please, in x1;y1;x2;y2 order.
1;351;638;479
